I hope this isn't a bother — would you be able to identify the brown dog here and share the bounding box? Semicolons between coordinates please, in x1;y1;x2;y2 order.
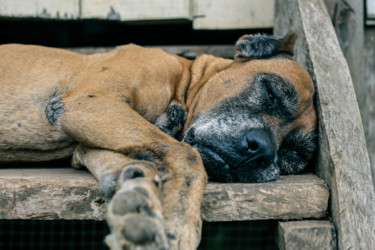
0;32;317;249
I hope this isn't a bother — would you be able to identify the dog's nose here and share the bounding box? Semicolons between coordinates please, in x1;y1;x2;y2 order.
243;129;275;168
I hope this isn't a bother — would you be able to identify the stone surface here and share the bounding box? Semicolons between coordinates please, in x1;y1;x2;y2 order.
275;0;375;249
274;221;337;250
0;168;329;221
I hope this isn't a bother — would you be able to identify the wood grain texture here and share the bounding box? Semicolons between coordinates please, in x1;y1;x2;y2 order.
275;0;375;249
274;220;337;250
201;174;329;221
0;168;329;221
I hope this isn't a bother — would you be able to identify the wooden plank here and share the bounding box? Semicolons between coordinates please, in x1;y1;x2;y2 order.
192;0;274;29
325;1;369;182
0;0;79;19
275;0;375;249
67;45;235;59
0;168;329;221
363;28;375;187
80;0;191;21
201;174;329;221
274;221;337;250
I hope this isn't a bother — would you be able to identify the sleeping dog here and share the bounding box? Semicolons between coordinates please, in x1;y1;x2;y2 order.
0;32;317;249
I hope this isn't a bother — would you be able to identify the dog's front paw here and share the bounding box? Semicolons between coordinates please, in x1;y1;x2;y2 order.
45;96;65;125
154;103;186;138
105;168;168;250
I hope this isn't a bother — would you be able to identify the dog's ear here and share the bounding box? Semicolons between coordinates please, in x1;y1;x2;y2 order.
234;32;297;59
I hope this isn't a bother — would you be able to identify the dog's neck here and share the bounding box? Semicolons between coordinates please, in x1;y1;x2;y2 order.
180;55;233;131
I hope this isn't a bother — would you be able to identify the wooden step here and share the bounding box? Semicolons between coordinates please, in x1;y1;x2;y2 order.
0;168;329;221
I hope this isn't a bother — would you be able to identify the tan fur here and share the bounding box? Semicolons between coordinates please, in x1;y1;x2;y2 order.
0;38;316;249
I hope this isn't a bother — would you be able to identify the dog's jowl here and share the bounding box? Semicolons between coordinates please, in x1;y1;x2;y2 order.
0;32;317;250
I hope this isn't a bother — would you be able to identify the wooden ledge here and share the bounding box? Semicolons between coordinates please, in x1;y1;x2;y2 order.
0;168;329;221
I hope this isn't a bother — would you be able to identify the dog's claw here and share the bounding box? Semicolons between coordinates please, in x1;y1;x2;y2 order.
45;96;65;124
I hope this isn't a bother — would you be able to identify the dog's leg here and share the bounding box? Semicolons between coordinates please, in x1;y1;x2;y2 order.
52;95;207;249
72;144;168;249
72;144;161;200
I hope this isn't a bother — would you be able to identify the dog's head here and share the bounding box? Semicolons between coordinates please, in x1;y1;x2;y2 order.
183;32;317;183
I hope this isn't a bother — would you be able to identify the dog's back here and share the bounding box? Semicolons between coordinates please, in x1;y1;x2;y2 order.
0;44;190;162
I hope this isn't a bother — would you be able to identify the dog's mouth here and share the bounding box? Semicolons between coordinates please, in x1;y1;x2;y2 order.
183;128;280;183
196;146;235;182
196;146;279;183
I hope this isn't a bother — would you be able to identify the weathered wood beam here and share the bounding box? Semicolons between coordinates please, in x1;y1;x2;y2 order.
201;174;328;221
275;0;375;249
0;168;328;221
274;220;337;250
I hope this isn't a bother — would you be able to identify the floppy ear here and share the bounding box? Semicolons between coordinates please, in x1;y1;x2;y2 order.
234;32;297;59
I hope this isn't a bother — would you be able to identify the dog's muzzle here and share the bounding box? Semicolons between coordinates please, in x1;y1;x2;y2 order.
184;127;280;183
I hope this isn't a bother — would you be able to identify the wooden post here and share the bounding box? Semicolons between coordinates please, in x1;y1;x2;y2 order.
323;1;375;189
275;0;375;249
323;0;364;95
274;221;337;250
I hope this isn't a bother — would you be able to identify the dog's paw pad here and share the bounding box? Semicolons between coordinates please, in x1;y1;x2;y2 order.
111;190;151;216
117;161;159;187
106;179;167;249
106;215;168;250
122;215;167;245
122;167;145;181
45;96;65;125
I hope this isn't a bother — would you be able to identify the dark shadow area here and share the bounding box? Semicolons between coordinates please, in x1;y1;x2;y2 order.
0;19;272;47
0;157;72;168
0;220;278;250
